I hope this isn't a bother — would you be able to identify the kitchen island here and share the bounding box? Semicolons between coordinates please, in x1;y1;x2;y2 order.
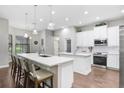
18;53;74;88
60;52;92;75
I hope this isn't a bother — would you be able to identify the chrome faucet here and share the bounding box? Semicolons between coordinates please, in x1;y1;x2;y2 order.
38;46;45;55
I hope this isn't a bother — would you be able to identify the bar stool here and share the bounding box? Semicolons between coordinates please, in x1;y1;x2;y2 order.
15;58;29;88
11;55;15;76
28;64;54;88
11;55;18;81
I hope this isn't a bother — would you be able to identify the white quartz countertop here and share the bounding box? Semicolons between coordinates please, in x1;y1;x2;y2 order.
18;53;74;67
60;52;92;57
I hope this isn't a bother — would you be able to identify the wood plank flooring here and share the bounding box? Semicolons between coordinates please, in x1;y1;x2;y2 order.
0;67;15;88
0;66;119;88
73;67;119;88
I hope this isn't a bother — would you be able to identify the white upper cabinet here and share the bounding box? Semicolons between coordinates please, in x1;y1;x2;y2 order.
94;25;107;39
76;32;83;47
85;31;94;46
76;30;94;47
108;26;119;47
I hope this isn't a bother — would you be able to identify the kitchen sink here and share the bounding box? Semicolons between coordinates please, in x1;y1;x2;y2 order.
39;54;51;57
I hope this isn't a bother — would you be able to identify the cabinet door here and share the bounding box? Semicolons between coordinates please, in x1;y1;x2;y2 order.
82;31;87;46
76;30;94;47
94;25;107;39
116;54;119;69
76;32;83;46
87;30;94;46
107;54;119;69
94;28;100;39
108;26;119;46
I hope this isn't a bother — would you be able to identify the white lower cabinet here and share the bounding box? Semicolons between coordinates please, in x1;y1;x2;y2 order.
107;54;119;69
116;54;119;69
60;54;91;75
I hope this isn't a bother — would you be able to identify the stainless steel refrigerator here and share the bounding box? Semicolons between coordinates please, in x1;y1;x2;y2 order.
120;27;124;87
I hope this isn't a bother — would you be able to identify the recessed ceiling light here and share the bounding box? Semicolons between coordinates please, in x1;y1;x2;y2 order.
65;17;69;21
84;11;88;15
40;18;43;22
121;9;124;13
51;11;55;15
79;21;82;24
96;16;100;20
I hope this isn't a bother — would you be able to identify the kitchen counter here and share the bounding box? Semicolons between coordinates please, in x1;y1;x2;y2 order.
18;53;74;88
60;52;92;57
18;53;73;67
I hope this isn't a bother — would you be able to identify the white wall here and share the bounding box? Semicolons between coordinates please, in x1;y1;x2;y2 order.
54;27;77;53
0;18;8;66
45;30;54;55
30;30;54;55
30;31;45;53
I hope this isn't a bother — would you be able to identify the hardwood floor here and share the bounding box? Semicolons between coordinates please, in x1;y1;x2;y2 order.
73;67;119;88
0;67;15;88
0;66;119;88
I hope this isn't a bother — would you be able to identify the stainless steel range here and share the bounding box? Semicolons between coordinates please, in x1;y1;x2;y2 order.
93;52;107;68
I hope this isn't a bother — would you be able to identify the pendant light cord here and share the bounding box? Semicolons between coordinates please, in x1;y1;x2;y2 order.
48;5;53;23
34;5;37;30
24;13;28;38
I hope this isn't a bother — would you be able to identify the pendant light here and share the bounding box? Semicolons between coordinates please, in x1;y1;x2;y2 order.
24;13;29;38
33;5;38;34
47;5;55;30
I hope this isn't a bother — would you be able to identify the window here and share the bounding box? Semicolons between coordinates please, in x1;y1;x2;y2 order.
8;35;12;55
15;36;30;54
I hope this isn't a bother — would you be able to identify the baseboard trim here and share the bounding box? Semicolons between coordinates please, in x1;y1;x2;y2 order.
107;67;119;71
0;64;9;69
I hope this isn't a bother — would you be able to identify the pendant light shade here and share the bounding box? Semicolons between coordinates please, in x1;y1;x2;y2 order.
29;36;32;39
33;29;38;34
48;22;55;30
24;33;28;38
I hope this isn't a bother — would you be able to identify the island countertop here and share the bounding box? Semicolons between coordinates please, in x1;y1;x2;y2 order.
18;53;74;67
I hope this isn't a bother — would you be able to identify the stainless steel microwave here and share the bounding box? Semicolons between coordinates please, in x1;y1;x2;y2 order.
94;39;107;46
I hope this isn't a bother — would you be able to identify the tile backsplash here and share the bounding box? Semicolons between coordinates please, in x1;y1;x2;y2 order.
76;46;119;54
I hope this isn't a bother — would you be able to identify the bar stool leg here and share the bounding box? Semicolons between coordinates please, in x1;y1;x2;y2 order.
42;82;45;88
35;81;39;88
50;76;53;88
11;63;13;75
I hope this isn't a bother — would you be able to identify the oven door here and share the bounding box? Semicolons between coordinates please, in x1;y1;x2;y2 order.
93;55;107;66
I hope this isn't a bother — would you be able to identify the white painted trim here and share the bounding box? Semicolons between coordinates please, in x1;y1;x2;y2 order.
0;64;9;69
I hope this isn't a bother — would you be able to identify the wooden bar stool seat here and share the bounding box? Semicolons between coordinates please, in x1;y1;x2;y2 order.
28;64;53;88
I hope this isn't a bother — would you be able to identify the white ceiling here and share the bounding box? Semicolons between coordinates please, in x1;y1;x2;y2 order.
0;5;124;31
